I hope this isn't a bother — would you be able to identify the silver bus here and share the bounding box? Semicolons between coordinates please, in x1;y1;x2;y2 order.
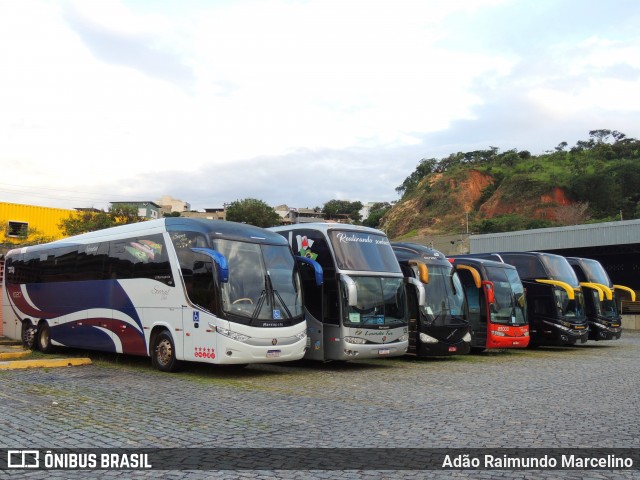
270;223;409;361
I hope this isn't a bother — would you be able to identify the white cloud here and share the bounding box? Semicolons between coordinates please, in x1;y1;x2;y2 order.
0;0;638;212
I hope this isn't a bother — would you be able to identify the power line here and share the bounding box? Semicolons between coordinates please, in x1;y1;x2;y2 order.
0;182;137;201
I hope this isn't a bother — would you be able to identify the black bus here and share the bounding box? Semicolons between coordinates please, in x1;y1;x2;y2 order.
566;257;635;341
451;252;588;346
392;243;470;356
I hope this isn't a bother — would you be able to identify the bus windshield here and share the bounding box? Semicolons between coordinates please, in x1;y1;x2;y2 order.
420;265;466;325
540;255;580;287
329;231;401;273
579;258;613;287
342;276;406;327
590;290;619;319
485;266;527;326
213;238;303;323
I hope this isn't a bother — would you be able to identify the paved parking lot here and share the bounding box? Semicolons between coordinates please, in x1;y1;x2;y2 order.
1;332;640;479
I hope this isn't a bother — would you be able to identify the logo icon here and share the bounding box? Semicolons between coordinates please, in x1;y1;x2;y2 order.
8;450;39;469
271;338;278;346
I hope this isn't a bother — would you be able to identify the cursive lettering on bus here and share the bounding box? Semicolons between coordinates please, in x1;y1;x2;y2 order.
336;232;390;246
151;286;170;300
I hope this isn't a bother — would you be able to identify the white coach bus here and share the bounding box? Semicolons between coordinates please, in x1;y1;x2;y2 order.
1;218;313;371
270;223;409;361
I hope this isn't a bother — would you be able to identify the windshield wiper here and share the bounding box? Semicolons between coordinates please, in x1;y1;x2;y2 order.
251;284;267;321
265;272;293;319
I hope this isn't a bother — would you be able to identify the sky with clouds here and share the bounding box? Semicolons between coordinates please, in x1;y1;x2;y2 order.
1;0;640;212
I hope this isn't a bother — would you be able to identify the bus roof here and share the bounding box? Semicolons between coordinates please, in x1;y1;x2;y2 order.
270;222;387;236
8;218;288;255
449;256;518;272
391;242;451;267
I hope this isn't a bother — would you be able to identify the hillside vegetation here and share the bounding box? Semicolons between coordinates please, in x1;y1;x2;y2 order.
382;130;640;239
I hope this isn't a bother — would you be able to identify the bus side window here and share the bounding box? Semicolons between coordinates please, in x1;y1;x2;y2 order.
77;243;108;281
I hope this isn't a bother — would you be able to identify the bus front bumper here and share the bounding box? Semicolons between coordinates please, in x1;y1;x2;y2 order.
538;321;589;346
588;321;622;341
218;336;307;364
330;340;409;361
414;339;471;357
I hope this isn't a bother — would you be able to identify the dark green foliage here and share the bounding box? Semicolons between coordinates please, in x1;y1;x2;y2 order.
225;198;280;227
322;199;363;222
395;158;438;196
473;215;555;234
59;205;144;236
363;202;393;228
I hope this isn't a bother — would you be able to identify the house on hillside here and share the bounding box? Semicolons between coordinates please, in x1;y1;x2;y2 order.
110;201;162;220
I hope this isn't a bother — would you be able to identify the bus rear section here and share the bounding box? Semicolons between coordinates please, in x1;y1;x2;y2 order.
567;256;635;341
455;252;588;347
271;223;409;361
449;257;529;351
392;243;470;356
1;219;308;371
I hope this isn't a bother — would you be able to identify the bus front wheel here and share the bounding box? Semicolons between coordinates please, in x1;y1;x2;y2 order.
152;331;182;373
36;322;54;353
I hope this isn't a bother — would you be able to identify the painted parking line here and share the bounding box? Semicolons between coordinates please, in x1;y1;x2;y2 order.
0;358;93;370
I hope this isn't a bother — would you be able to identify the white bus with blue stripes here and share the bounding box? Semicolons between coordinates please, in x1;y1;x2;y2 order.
270;223;409;361
1;218;316;371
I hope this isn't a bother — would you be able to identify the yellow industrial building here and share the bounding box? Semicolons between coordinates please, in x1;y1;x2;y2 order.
0;202;77;248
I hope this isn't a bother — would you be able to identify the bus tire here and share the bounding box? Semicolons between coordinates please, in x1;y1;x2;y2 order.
152;331;182;372
36;322;54;353
22;321;37;350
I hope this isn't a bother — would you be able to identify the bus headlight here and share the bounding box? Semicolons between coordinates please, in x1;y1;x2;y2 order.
217;327;250;343
295;331;307;340
398;335;408;342
344;336;367;345
490;330;506;337
462;332;472;342
419;333;438;344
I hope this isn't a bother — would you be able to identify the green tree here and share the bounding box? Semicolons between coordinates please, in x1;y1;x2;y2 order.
396;158;438;197
59;205;143;236
225;198;280;227
363;202;393;228
322;199;363;222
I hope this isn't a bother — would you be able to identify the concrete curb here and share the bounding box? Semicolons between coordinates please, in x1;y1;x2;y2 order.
0;350;31;360
0;358;92;370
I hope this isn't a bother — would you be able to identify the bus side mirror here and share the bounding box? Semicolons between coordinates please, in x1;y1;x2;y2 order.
341;274;358;307
482;280;495;304
409;260;429;284
456;264;481;288
296;256;323;287
191;248;229;283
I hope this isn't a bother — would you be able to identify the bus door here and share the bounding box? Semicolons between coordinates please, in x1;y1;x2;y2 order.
455;265;486;349
181;249;223;362
297;256;324;361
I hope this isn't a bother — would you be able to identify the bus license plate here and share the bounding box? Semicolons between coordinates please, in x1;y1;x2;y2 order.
378;348;390;355
267;350;281;358
448;346;457;352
